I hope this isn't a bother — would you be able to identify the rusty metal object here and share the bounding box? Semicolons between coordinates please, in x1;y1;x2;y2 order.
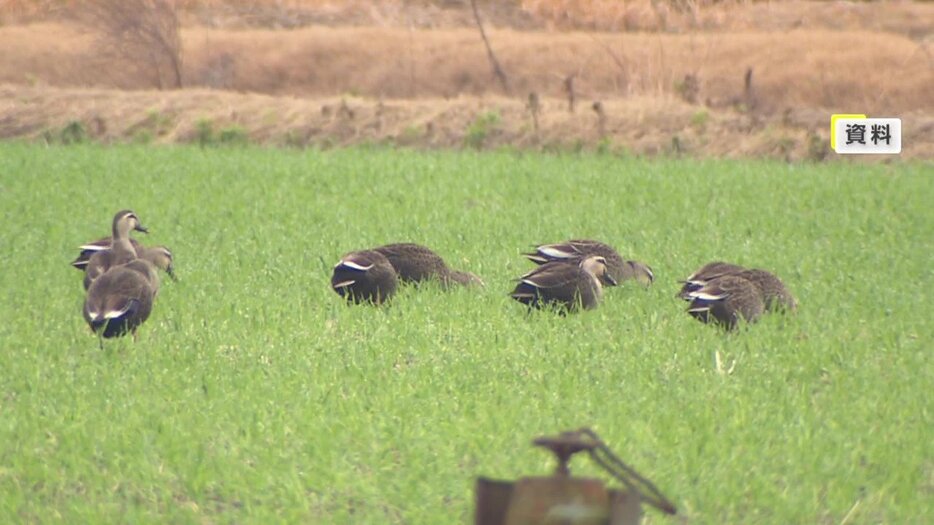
475;477;515;525
474;428;676;525
532;430;598;476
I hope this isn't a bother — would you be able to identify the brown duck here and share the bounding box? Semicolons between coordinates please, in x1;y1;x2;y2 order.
733;269;797;312
81;210;148;290
373;242;483;288
686;274;765;330
331;250;398;304
511;255;614;312
76;243;177;281
71;237;142;271
137;246;177;282
525;239;653;286
676;261;746;299
83;257;160;342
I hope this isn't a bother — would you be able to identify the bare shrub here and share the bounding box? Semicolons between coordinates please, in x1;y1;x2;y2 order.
82;0;183;90
675;73;700;104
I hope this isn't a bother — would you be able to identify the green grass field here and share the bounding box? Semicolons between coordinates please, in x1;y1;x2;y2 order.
0;143;931;524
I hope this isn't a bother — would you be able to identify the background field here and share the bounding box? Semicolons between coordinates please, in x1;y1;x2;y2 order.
0;143;931;523
1;0;931;159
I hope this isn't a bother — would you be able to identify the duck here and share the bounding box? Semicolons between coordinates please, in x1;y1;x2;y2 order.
70;237;142;271
525;239;653;286
74;243;177;281
331;250;398;304
83;257;160;343
82;210;148;290
676;261;746;299
511;255;614;312
733;269;797;312
138;246;177;282
372;242;484;288
686;274;765;330
616;259;656;286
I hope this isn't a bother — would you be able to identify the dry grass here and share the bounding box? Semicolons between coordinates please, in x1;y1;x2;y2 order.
0;22;930;117
520;0;934;36
3;0;932;35
3;83;931;160
2;0;525;28
1;1;930;160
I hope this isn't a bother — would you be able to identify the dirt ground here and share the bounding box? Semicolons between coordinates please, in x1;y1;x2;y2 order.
0;0;931;159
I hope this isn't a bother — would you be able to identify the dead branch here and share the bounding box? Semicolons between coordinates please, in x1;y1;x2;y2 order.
469;0;510;94
407;18;417;97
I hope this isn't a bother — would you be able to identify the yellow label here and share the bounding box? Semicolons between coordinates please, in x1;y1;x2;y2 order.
830;114;867;149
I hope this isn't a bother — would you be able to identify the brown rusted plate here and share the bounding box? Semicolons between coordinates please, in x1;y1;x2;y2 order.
504;476;609;525
475;477;515;525
609;489;642;525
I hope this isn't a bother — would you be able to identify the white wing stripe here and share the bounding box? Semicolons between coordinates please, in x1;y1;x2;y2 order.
103;306;131;319
689;291;728;301
339;261;373;271
538;246;577;259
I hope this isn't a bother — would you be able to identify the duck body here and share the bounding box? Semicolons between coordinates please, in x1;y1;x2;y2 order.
686;274;765;330
83;259;158;338
677;261;747;299
83;247;138;290
331;250;398;304
734;269;797;312
511;256;609;312
525;239;652;286
373;242;483;288
373;243;448;283
71;237;142;271
77;242;176;284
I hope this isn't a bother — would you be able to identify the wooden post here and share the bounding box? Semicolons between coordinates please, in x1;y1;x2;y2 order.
592;101;607;138
565;75;576;113
527;92;541;135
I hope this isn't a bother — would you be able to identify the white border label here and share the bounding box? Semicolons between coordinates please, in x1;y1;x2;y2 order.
834;118;901;154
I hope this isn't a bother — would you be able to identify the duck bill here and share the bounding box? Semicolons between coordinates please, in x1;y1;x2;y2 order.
135;224;149;234
166;265;178;281
603;274;618;286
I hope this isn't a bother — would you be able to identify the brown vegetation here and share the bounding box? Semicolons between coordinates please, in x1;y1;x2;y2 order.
0;0;930;159
0;23;929;117
3;84;931;161
80;0;184;90
520;0;934;36
4;0;932;36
